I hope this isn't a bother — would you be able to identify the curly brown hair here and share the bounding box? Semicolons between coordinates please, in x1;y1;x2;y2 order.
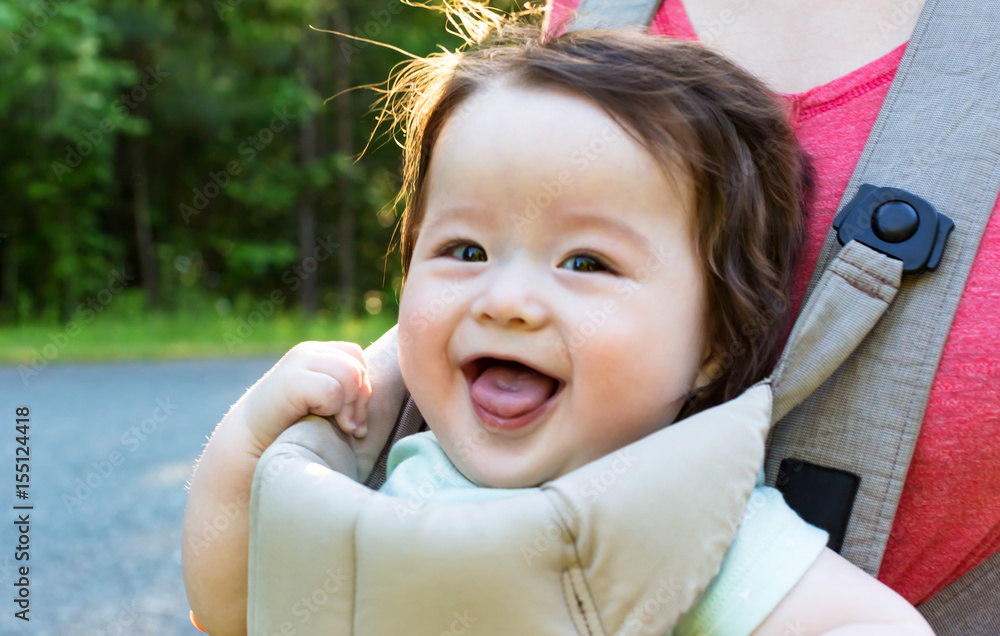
371;7;810;420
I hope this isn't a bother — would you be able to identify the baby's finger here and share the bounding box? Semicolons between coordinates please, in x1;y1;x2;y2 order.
326;341;368;368
305;350;371;428
294;372;364;438
351;368;372;431
293;371;347;420
321;342;371;427
334;403;360;438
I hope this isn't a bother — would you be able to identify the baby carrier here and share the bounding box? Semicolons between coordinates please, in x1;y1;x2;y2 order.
247;0;1000;633
251;245;905;636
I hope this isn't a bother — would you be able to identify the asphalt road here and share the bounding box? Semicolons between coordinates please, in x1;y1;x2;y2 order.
0;356;281;635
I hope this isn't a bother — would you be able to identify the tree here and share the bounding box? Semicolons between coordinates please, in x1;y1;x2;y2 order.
0;0;490;325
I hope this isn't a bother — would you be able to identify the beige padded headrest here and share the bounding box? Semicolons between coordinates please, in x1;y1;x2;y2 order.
248;383;772;636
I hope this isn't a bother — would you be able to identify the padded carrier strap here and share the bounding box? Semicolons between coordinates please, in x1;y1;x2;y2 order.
763;0;1000;586
364;391;425;488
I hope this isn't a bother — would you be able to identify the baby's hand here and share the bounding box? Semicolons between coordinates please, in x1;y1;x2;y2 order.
243;341;372;452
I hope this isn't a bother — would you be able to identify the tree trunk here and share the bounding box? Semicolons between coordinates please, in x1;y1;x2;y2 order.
0;220;18;323
334;6;355;317
58;203;79;323
131;49;159;310
297;42;319;318
132;137;159;309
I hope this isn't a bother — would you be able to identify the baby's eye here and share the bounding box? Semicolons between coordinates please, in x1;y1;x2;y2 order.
559;254;608;273
447;243;487;262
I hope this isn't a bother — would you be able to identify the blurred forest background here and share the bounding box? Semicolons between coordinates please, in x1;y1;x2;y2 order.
0;0;519;362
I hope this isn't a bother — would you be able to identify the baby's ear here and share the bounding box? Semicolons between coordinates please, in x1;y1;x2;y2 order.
692;344;723;392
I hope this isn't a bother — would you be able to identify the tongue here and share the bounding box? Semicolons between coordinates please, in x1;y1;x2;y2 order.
470;361;556;418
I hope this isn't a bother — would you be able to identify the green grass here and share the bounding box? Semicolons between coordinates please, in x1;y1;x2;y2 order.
0;304;399;365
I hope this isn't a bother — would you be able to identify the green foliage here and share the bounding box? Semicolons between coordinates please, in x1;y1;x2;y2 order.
0;0;497;333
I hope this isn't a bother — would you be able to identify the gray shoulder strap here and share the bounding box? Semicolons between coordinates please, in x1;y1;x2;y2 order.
364;392;426;489
764;0;1000;592
566;0;663;31
919;549;1000;634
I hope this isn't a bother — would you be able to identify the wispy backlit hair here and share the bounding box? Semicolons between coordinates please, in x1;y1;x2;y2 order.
366;2;810;419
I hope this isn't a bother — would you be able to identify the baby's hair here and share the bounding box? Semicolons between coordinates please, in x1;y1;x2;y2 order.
372;4;810;420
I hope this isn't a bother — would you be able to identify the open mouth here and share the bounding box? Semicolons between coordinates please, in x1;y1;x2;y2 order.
460;357;563;431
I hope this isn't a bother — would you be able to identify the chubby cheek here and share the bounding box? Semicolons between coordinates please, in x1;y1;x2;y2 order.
571;294;703;436
573;335;675;441
396;284;423;387
397;274;467;437
397;278;447;401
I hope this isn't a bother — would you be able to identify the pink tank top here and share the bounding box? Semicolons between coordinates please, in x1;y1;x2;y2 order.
547;0;1000;605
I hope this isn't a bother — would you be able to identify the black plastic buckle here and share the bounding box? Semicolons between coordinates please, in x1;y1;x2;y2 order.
833;184;955;274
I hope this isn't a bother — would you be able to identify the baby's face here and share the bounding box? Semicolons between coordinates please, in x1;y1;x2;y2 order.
397;84;710;488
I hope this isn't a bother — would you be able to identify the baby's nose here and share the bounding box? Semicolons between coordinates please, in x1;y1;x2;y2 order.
470;263;548;329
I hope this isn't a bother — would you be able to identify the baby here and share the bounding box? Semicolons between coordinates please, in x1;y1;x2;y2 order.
183;14;934;636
